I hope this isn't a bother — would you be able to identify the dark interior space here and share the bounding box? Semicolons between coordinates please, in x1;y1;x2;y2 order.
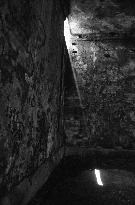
0;0;135;204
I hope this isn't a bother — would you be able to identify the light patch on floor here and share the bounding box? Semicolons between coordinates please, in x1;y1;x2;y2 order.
94;169;103;186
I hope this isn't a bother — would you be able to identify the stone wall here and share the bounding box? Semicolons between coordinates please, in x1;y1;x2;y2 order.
70;39;135;149
0;0;69;196
67;0;135;149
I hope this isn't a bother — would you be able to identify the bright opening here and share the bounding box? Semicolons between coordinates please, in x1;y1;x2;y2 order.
64;18;71;49
94;169;103;186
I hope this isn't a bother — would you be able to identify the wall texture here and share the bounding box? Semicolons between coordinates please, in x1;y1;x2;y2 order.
0;0;69;198
69;39;135;149
66;0;135;149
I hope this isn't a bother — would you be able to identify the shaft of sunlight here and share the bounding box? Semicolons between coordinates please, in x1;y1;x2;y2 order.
64;18;89;139
64;18;71;49
94;169;103;186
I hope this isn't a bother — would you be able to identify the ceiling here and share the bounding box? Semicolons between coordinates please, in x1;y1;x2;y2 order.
69;0;135;39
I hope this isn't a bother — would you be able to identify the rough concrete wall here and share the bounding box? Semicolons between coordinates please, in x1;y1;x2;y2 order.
0;0;67;192
67;0;135;149
70;39;135;149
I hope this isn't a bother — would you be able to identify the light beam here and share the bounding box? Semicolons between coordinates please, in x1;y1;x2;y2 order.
64;18;71;49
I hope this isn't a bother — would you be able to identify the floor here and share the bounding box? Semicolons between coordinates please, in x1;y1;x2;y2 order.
29;156;135;205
